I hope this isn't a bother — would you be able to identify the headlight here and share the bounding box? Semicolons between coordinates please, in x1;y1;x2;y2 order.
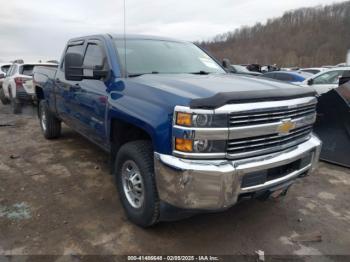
175;112;227;127
175;138;226;153
173;106;228;158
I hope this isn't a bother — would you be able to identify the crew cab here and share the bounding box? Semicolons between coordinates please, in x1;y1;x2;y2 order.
34;34;321;227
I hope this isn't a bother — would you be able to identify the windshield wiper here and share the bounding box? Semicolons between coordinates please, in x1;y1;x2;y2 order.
190;71;211;75
128;71;159;77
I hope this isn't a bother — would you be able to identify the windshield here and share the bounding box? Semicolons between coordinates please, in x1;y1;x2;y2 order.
114;39;225;76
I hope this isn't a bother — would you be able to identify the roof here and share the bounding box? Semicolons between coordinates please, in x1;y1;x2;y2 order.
68;33;188;43
10;62;57;66
300;67;326;70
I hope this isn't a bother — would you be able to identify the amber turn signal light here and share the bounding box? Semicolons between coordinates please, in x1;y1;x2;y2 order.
175;138;193;152
176;112;192;126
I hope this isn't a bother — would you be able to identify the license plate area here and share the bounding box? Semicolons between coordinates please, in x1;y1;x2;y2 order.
241;153;312;188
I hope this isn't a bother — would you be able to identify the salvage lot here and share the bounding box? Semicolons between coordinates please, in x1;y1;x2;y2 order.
0;103;350;257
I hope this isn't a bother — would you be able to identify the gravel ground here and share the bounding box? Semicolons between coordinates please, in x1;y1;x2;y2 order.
0;103;349;261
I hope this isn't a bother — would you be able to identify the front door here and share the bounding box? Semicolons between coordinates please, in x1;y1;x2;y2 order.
55;41;86;130
72;40;109;146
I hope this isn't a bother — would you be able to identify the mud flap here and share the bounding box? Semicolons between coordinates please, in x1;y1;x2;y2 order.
313;82;350;168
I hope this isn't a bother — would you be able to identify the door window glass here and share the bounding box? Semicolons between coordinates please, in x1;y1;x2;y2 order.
313;70;344;85
1;65;10;74
20;65;35;76
83;43;105;68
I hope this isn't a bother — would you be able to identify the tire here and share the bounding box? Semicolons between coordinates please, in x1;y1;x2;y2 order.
0;87;10;105
9;92;22;114
114;140;160;227
39;100;61;139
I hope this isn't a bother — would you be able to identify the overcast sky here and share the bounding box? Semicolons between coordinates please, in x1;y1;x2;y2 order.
0;0;345;62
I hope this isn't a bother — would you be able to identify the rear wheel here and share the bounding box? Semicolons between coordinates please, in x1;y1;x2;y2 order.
114;140;160;227
39;100;61;139
0;87;10;105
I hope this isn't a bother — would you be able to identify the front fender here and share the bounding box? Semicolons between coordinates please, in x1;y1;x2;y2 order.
107;93;173;154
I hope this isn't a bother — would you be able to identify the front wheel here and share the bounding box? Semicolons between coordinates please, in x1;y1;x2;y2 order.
114;140;160;227
39;100;61;139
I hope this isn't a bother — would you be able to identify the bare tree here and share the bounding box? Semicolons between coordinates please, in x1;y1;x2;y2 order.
198;1;350;67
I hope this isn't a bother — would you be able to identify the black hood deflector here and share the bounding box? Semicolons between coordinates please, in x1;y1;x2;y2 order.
190;87;316;109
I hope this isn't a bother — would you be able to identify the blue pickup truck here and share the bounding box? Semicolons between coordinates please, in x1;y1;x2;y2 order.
34;34;321;227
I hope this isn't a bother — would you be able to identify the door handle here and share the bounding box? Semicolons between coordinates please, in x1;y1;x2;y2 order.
55;78;61;84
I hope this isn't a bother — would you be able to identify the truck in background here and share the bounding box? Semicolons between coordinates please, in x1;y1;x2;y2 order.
33;34;321;227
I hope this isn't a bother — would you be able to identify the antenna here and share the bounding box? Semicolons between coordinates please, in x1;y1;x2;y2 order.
123;0;127;76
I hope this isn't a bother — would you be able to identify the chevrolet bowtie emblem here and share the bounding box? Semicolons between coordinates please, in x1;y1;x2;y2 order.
277;120;295;134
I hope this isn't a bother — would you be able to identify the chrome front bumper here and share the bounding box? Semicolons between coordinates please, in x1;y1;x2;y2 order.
154;134;321;210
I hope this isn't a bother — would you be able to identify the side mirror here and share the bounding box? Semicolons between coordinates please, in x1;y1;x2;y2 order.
0;73;5;79
64;53;84;81
222;58;231;69
307;78;314;86
83;65;109;80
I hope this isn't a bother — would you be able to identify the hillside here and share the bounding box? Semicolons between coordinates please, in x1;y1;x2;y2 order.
199;1;350;67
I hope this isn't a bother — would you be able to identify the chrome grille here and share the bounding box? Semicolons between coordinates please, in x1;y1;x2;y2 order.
227;125;313;159
229;104;316;127
226;98;317;159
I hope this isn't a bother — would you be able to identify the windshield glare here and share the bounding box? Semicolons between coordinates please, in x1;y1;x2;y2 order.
114;39;225;75
234;65;250;73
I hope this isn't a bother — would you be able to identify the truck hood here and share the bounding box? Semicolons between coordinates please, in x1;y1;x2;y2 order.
129;73;316;109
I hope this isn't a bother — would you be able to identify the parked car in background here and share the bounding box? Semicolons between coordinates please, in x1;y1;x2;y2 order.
34;34;321;227
2;61;57;112
230;64;261;76
0;63;12;104
299;68;327;75
301;67;350;95
261;71;312;84
335;63;346;67
0;63;11;75
280;67;300;71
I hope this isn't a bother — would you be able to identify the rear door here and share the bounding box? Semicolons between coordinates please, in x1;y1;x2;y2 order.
73;39;109;146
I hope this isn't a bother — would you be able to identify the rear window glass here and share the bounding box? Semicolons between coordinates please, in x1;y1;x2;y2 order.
275;73;293;81
263;73;276;79
302;69;319;74
1;65;10;74
20;65;35;76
